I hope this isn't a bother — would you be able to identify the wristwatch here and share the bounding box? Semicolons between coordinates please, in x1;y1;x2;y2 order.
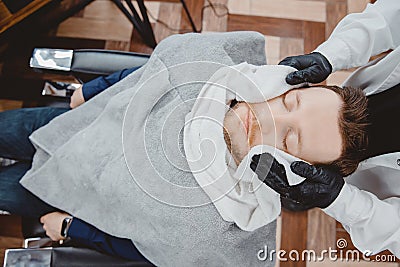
60;216;73;238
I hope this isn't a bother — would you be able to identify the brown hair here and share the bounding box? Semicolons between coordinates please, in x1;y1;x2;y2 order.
315;85;369;176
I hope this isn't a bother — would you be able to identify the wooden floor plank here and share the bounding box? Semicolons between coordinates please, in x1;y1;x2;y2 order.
0;215;22;238
227;0;251;16
202;0;228;32
326;1;347;38
0;99;23;112
249;0;326;23
307;209;336;254
280;210;308;267
129;27;154;54
82;0;127;22
264;35;281;65
57;17;133;42
179;0;204;33
105;40;130;51
228;15;304;39
153;2;182;43
280;37;304;59
303;21;325;53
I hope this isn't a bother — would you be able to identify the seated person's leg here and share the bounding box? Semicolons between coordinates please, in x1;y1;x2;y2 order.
0;106;70;161
0;161;58;217
0;106;69;216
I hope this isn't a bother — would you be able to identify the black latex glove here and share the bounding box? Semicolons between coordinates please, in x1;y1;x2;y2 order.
250;153;344;211
278;52;332;85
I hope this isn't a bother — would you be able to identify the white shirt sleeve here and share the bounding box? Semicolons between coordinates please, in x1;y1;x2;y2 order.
314;0;400;72
323;183;400;256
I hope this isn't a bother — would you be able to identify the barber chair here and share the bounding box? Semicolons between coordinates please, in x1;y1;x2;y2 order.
28;48;150;108
3;48;152;267
30;47;150;84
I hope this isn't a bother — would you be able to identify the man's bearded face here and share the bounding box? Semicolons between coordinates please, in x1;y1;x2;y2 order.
223;87;343;165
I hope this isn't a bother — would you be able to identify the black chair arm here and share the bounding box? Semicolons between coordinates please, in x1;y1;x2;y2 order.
71;49;150;76
51;247;153;267
30;48;150;76
21;217;153;266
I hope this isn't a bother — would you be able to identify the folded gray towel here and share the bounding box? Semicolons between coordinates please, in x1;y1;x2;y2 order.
20;32;276;266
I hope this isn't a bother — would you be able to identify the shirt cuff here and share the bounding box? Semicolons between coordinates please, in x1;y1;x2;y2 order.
322;183;366;226
67;217;94;240
81;84;99;102
314;37;351;72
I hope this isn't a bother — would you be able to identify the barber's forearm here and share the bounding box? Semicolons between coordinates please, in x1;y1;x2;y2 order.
322;183;368;226
315;0;400;72
82;67;141;101
323;183;400;256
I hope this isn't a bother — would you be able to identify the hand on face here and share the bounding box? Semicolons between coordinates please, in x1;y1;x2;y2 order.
250;153;345;211
279;52;332;85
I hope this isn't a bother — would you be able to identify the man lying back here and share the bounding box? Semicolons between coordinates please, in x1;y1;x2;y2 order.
0;35;369;265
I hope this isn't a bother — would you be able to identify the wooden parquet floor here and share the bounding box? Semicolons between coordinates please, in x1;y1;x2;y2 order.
1;0;399;266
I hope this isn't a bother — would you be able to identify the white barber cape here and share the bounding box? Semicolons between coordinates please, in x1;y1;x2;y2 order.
313;0;400;257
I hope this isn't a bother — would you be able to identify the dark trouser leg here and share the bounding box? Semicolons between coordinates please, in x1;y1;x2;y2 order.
0;107;70;161
0;161;58;217
0;107;70;217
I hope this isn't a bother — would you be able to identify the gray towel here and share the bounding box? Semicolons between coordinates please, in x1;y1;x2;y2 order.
20;32;276;266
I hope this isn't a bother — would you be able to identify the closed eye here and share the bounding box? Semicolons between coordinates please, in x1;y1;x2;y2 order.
282;128;289;151
282;93;289;111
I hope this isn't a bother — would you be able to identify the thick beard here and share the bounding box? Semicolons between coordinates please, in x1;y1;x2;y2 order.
223;106;247;165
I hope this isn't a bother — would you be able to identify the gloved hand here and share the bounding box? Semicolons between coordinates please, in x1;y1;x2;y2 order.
278;52;332;85
250;153;344;211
